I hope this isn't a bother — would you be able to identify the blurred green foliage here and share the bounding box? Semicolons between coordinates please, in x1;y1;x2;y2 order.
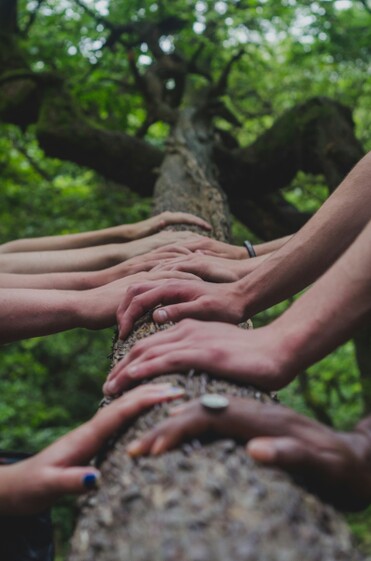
1;0;371;556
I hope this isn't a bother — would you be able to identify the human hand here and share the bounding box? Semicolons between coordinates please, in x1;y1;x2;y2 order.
121;230;215;260
104;320;286;396
102;247;194;285
81;269;201;330
126;396;371;511
116;278;246;340
152;253;246;282
0;383;184;516
177;236;246;259
124;212;211;240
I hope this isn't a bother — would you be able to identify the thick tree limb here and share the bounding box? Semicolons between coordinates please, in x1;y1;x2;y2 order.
0;35;163;193
217;96;365;201
68;106;363;561
0;30;365;233
35;86;163;195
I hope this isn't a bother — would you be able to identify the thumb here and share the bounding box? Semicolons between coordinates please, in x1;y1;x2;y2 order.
153;301;206;323
246;437;311;469
50;467;101;496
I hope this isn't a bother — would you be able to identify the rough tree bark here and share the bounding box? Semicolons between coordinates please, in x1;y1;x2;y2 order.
0;6;367;557
67;106;364;561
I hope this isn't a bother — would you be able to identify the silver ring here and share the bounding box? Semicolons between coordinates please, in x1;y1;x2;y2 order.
201;393;229;412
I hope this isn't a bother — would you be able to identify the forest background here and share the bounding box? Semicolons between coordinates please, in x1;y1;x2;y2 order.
0;0;370;557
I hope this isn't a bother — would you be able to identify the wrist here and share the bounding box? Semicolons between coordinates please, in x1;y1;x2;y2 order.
72;290;99;329
256;323;299;389
76;286;116;330
117;224;138;242
234;276;262;319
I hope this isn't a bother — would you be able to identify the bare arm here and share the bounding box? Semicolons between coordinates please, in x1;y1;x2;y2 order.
108;219;371;395
115;152;371;335
0;247;195;290
253;234;292;256
0;231;205;274
0;270;197;344
237;151;371;316
0;211;211;253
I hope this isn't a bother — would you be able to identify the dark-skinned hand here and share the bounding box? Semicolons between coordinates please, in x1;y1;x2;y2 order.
126;397;371;511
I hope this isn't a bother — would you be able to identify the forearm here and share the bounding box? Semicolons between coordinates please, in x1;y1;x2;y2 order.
0;288;86;343
0;225;131;253
0;270;106;290
254;235;292;256
238;152;371;315
0;243;125;274
267;220;371;379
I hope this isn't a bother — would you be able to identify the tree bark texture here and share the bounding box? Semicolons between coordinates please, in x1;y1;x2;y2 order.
67;109;363;561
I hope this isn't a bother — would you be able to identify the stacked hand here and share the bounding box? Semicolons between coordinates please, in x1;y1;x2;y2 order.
126;396;371;511
103;321;288;396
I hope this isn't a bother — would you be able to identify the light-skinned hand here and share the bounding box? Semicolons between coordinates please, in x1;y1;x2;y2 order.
0;383;184;516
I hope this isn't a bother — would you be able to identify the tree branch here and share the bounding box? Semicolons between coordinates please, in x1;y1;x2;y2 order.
21;0;46;37
217;96;365;205
9;132;52;181
211;48;245;98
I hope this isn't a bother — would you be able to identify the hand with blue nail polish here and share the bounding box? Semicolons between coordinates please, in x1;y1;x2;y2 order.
0;383;184;515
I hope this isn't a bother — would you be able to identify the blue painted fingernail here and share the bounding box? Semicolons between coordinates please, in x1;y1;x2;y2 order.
83;473;99;489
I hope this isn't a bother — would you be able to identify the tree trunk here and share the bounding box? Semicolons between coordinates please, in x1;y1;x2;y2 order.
67;107;363;561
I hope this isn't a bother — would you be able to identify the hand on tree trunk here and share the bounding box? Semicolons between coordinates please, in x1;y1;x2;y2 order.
126;396;371;511
0;384;184;516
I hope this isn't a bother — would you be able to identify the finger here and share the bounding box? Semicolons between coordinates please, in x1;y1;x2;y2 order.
42;384;185;466
107;324;188;382
150;270;194;280
169;213;212;231
153;299;210;324
47;466;102;496
247;436;331;473
106;318;198;385
127;404;208;457
118;285;165;339
154;245;192;256
119;280;203;338
104;350;197;395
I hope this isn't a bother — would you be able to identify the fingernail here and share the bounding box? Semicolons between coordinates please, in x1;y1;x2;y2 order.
127;440;142;457
151;436;166;455
105;381;117;395
247;440;276;462
163;387;185;396
83;472;101;490
127;365;138;376
155;309;168;322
